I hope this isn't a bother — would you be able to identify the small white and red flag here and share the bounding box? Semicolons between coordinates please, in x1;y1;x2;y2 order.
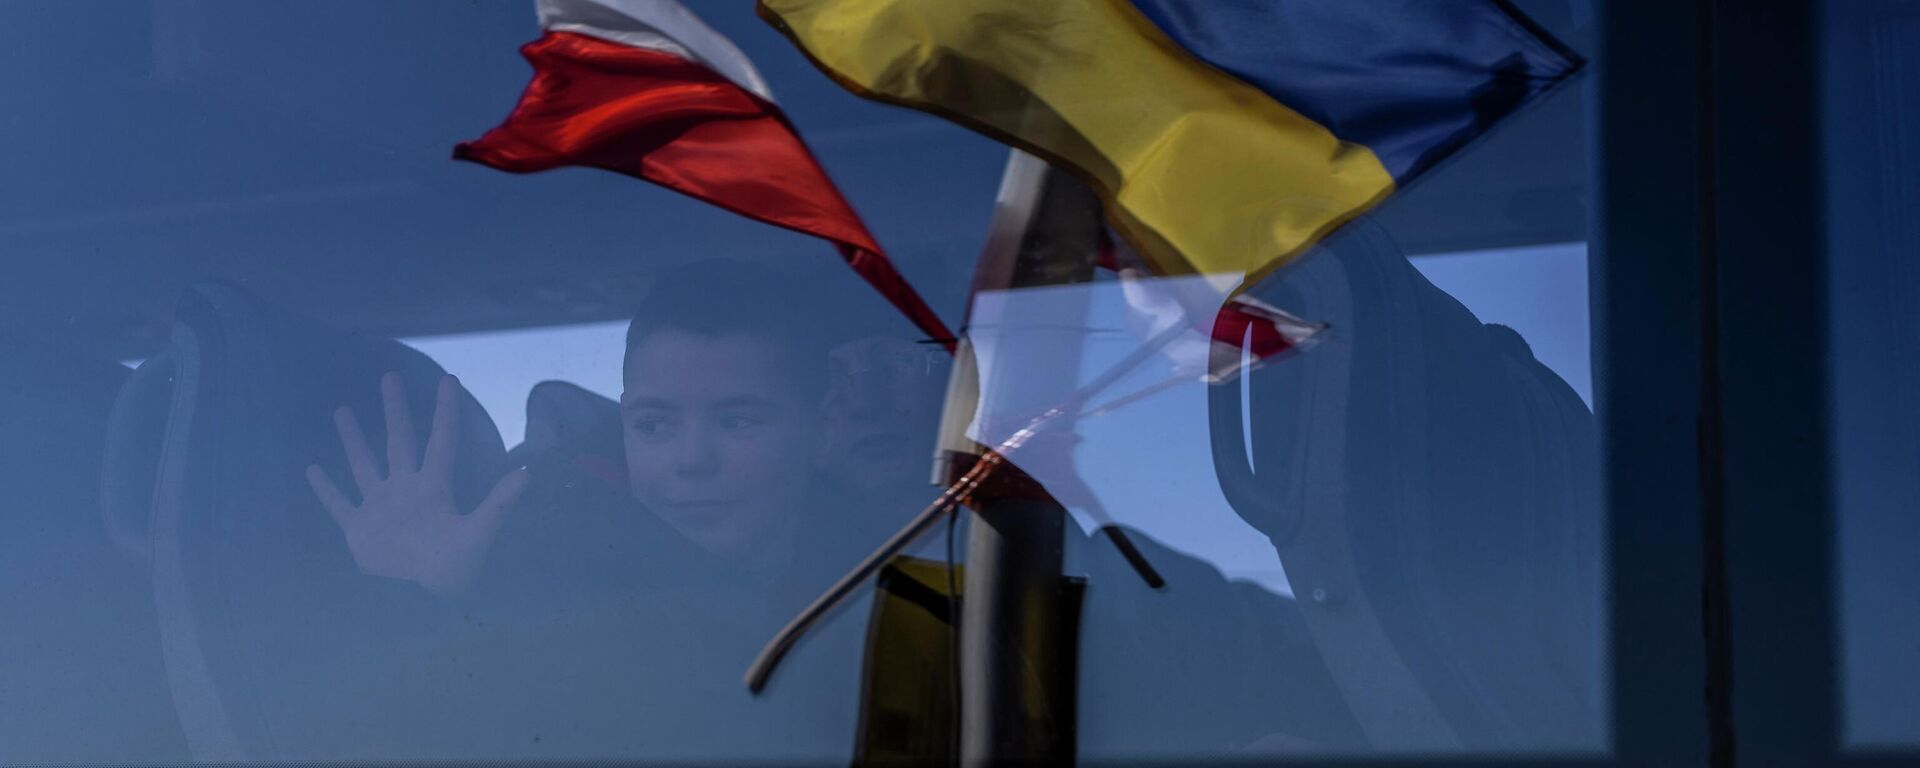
1098;232;1323;383
455;0;955;349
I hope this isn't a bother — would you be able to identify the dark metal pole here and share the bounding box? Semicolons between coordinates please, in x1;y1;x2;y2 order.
944;151;1103;766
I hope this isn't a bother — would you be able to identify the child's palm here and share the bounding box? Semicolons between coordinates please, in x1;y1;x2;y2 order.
306;372;528;597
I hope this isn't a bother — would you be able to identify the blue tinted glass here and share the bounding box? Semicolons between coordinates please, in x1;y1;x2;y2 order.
1826;0;1920;751
0;1;1605;763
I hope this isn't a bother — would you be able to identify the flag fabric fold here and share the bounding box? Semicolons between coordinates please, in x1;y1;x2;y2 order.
757;0;1582;288
1127;0;1584;182
456;0;955;349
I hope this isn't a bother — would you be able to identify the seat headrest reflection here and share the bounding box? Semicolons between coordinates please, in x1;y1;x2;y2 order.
1214;218;1603;749
107;281;511;761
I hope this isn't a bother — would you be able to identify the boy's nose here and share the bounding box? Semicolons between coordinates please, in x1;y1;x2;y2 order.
672;427;721;477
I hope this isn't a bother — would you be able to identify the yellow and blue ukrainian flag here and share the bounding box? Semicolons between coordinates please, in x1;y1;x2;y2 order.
758;0;1582;284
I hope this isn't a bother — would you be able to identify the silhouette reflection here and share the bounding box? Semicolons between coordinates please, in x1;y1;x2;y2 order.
1076;220;1603;756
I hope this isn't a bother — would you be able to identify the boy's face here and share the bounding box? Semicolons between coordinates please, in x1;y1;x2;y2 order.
621;329;821;557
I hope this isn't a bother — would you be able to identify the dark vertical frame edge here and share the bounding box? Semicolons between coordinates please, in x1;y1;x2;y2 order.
1593;1;1716;765
1710;0;1840;764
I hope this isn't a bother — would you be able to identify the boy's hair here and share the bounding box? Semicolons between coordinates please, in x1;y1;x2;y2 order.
622;260;834;398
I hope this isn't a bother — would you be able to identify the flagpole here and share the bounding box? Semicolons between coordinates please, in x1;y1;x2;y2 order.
944;150;1105;766
743;152;1179;757
741;322;1182;698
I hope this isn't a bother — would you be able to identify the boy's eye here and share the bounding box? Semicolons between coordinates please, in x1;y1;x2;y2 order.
630;417;675;438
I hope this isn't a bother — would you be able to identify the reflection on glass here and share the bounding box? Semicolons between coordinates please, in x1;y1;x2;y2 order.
969;221;1607;758
0;0;1611;764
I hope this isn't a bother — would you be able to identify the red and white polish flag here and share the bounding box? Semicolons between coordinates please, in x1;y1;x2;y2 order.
1207;294;1323;380
1099;231;1323;383
455;0;955;349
